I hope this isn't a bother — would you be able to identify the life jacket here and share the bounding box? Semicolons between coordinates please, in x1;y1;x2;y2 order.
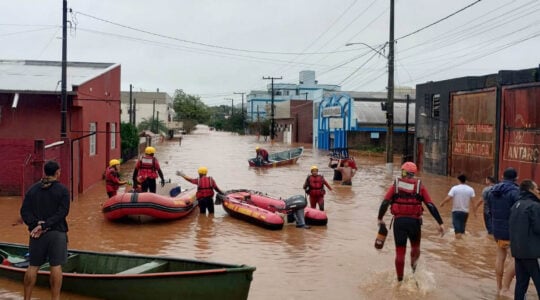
137;155;158;180
307;175;326;196
196;176;214;198
105;167;119;192
390;177;424;218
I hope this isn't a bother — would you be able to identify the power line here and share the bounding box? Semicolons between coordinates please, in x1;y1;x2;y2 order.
396;0;483;41
73;10;359;56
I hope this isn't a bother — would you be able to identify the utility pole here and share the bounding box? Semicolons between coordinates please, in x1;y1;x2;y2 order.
129;84;133;125
262;76;282;142
60;0;67;138
133;98;137;126
404;94;410;162
386;0;395;173
152;100;156;133
225;98;234;116
234;92;245;133
156;111;159;134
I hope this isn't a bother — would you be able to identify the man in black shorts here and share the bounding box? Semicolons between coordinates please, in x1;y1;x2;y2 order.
20;160;70;300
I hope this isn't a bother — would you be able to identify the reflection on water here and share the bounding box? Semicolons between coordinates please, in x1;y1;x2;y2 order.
0;125;538;299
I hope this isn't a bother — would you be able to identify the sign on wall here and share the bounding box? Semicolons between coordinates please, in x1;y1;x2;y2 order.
322;106;341;117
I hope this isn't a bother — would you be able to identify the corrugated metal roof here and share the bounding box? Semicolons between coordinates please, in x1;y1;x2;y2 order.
354;101;415;125
0;60;118;93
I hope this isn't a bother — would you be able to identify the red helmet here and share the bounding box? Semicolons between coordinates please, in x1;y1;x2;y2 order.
401;162;417;174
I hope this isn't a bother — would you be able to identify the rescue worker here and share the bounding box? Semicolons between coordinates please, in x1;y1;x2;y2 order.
255;146;270;166
132;146;165;193
105;159;127;198
177;167;224;215
303;165;332;211
377;162;445;282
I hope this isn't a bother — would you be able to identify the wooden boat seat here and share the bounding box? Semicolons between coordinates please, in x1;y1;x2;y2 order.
116;260;167;275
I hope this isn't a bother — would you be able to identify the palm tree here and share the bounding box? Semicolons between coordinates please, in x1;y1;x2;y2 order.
138;117;168;134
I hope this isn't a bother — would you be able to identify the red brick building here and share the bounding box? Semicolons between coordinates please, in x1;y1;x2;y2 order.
274;100;313;144
0;60;121;199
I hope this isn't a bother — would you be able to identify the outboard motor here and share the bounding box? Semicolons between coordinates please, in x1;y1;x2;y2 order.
284;195;307;211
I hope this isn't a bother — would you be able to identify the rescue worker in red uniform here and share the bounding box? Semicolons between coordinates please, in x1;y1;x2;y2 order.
132;146;165;193
255;146;270;166
303;165;332;211
377;162;445;282
178;166;223;215
105;159;127;198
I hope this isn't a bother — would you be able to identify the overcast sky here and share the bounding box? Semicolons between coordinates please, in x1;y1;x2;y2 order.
1;0;539;106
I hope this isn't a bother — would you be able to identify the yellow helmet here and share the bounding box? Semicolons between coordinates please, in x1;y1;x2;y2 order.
145;146;156;155
109;159;121;167
198;166;208;175
255;146;260;151
310;165;318;171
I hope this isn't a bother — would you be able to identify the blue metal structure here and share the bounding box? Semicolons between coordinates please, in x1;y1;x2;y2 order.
317;94;354;150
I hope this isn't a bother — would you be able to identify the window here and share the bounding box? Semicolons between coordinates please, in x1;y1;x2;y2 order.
110;123;116;149
431;94;440;118
89;122;96;156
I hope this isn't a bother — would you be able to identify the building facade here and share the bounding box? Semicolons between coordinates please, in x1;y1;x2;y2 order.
415;66;540;183
0;60;121;198
317;90;416;159
120;90;175;130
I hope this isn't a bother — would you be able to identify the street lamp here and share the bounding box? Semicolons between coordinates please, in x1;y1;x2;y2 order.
345;1;394;173
346;41;394;171
344;42;387;58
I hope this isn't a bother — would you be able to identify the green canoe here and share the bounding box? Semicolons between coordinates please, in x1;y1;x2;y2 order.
0;242;255;300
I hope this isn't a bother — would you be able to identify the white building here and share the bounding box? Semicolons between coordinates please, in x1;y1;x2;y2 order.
120;91;176;132
246;70;341;122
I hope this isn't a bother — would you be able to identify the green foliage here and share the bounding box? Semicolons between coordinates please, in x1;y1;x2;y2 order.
173;89;210;131
137;117;168;134
120;122;139;160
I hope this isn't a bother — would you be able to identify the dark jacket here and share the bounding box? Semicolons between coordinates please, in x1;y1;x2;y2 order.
487;180;519;240
20;178;70;233
509;190;540;259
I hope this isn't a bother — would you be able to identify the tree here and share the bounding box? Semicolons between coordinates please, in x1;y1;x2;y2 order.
173;89;210;133
137;117;168;134
120;122;139;161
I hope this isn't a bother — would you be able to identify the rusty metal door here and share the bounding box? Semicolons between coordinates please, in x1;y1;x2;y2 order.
449;88;497;182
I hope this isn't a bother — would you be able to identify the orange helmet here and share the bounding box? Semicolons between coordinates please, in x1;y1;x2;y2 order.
401;162;417;174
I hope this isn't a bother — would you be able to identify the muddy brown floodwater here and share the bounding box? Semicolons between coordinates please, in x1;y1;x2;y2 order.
0;125;538;299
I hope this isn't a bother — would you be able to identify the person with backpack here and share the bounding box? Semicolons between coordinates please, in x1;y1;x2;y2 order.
132;146;165;193
377;162;445;282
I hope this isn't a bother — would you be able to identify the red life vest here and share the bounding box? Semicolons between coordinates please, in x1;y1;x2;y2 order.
196;176;214;198
390;177;424;218
137;156;158;180
105;167;119;192
307;175;326;196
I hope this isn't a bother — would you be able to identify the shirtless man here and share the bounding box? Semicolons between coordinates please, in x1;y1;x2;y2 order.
335;159;356;185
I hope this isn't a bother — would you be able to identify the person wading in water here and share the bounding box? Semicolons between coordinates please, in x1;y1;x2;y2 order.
377;162;445;282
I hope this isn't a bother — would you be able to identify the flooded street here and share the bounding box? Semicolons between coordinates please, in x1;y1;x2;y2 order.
0;126;537;299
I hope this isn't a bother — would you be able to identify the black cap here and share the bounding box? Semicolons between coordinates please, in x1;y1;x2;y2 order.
503;167;517;180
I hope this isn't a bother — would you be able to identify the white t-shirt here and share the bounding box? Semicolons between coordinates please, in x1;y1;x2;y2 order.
448;184;476;212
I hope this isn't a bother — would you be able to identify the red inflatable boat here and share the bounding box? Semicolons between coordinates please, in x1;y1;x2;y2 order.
217;189;328;230
102;188;197;222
